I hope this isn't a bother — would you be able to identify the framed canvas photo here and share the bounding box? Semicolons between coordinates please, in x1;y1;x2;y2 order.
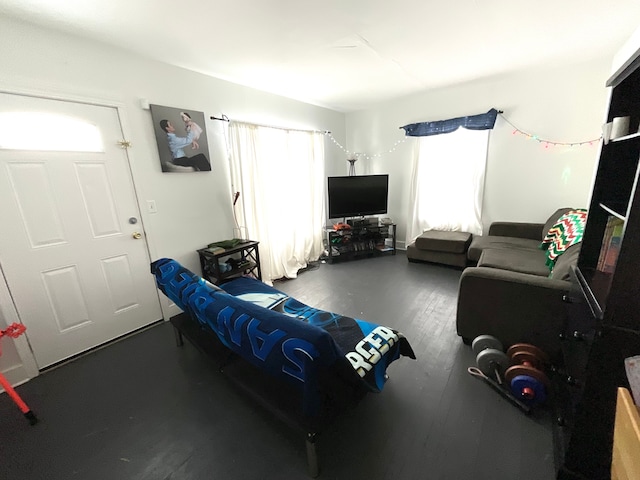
149;104;211;172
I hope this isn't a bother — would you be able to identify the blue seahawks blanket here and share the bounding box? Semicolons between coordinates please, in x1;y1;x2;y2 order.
151;258;415;415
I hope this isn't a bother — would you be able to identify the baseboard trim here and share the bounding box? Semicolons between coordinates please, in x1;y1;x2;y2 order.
40;319;165;373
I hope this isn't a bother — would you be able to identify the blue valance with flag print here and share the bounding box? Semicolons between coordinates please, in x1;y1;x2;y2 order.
400;108;499;137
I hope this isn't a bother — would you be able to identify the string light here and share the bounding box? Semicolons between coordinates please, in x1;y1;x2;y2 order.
325;112;600;156
324;131;408;160
500;113;600;148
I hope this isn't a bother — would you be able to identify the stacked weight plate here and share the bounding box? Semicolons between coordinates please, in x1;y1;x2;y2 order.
469;335;552;413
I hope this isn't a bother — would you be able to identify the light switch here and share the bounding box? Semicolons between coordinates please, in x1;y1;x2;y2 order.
147;200;157;214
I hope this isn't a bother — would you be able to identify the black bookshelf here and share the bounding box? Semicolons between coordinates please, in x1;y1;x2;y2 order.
197;240;261;285
556;47;640;479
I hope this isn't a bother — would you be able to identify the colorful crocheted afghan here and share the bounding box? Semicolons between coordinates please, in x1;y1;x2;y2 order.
540;209;588;269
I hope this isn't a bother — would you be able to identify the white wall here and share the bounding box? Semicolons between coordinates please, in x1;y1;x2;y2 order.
345;58;612;246
0;17;345;384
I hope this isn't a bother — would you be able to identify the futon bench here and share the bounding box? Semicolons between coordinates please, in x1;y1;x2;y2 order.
151;258;415;476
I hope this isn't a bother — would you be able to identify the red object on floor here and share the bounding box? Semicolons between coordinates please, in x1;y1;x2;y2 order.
0;322;38;425
0;372;29;413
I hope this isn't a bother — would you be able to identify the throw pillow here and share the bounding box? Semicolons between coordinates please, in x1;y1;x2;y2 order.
541;208;574;242
540;209;588;270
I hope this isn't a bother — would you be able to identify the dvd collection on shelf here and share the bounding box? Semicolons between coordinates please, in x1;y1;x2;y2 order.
596;215;624;273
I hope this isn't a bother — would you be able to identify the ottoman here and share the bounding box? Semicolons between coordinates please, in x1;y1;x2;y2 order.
407;230;472;268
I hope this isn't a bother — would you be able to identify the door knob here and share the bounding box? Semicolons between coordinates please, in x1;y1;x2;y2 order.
132;232;142;239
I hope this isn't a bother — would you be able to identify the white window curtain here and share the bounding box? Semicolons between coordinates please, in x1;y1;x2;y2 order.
229;122;325;284
406;127;489;245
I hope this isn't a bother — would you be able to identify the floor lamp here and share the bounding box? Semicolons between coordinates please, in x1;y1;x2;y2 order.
348;158;357;176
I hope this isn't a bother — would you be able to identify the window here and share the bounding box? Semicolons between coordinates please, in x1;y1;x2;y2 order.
0;112;103;152
229;122;325;283
406;127;489;244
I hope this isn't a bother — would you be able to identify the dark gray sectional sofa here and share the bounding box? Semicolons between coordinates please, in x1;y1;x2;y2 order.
456;208;582;360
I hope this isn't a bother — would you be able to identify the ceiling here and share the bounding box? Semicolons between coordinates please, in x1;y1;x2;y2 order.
2;0;640;112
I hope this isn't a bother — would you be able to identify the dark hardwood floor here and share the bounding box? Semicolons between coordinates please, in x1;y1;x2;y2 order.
0;252;556;480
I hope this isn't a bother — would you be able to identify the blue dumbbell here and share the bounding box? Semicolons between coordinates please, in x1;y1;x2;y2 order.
510;374;547;404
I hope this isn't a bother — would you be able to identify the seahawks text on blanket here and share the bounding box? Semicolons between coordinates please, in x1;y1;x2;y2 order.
150;258;415;414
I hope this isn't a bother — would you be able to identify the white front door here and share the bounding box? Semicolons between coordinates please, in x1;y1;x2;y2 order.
0;92;162;368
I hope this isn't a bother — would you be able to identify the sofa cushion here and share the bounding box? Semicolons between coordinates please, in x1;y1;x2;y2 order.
477;248;550;277
550;243;581;280
467;236;540;263
414;230;472;253
542;208;574;241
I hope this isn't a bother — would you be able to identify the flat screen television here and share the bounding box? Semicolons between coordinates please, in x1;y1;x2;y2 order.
328;174;389;218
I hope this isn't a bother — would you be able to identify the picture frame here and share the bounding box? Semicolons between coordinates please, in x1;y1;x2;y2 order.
149;104;211;172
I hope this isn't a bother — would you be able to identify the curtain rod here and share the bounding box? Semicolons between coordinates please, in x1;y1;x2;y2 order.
210;114;330;134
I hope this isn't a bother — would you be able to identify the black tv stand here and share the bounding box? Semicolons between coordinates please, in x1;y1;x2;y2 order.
326;220;396;264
